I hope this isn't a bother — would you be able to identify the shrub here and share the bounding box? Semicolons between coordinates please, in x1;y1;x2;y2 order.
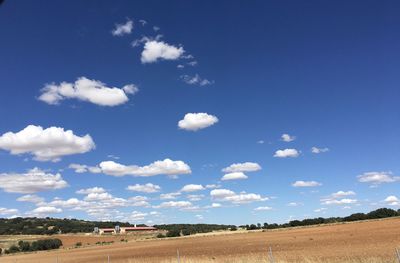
166;229;180;237
181;229;191;236
8;245;20;254
0;247;2;255
156;233;166;238
18;240;31;252
230;226;237;231
75;242;82;247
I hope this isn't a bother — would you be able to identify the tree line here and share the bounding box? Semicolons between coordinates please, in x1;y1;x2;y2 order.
241;208;400;230
0;217;140;235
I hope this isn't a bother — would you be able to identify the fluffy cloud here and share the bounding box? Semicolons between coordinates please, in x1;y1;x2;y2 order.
221;172;248;181
274;149;299;158
357;171;400;185
180;74;213;86
160;192;181;200
321;198;357;205
321;191;358;206
127;183;161;193
281;133;295;142
156;201;193;208
254;206;272;211
141;40;184;63
76;187;106;195
98;159;191;177
383;196;399;206
17;194;45;204
178;113;219;131
211;203;222;208
210;189;267;204
0;125;95;162
180;184;205;192
39;77;138;106
0;168;68;193
292;180;322;187
69;164;101;174
311;147;329;154
222;162;261;173
330;191;356;198
0;208;19;215
112;19;133;36
30;206;62;215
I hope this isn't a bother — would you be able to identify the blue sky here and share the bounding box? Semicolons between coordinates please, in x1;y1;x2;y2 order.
0;0;399;225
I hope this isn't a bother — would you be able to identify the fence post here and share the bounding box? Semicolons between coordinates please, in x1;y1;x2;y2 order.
177;249;180;263
395;248;400;263
107;254;110;263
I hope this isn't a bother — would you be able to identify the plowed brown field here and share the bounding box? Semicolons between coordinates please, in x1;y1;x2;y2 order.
1;218;400;263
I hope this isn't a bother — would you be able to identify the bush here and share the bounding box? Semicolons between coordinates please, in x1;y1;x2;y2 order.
230;226;237;231
75;242;82;247
166;229;180;237
7;245;20;254
0;247;2;255
156;233;165;238
18;240;31;252
181;229;191;236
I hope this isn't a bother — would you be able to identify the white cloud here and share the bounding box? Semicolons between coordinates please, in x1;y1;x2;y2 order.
254;206;272;211
130;211;148;221
311;147;329;154
187;194;204;201
39;77;138;106
221;172;248;181
30;206;62;215
156;201;193;208
139;19;147;26
69;164;101;174
211;203;221;208
274;149;299;158
112;19;133;36
0;208;19;215
292;180;322;187
210;189;235;199
180;184;205;192
287;202;302;207
205;184;219;189
222;162;261;173
180;74;213;86
314;208;327;213
178;113;219;131
0;168;68;193
76;187;106;195
141;40;184;63
281;133;295;142
257;140;265;144
383;195;400;206
127;183;161;193
98;159;191;177
17;194;45;204
160;192;181;200
330;191;356;198
357;171;400;185
210;189;267;204
0;125;95;162
321;198;358;205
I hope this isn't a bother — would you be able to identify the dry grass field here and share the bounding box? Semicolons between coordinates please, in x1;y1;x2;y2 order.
1;218;400;263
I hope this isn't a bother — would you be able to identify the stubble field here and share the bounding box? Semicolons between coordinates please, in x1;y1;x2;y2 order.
1;218;399;263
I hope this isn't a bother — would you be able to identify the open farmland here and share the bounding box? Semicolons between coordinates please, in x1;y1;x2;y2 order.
1;218;400;263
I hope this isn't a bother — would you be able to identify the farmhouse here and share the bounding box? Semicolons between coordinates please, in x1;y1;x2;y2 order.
94;225;157;235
